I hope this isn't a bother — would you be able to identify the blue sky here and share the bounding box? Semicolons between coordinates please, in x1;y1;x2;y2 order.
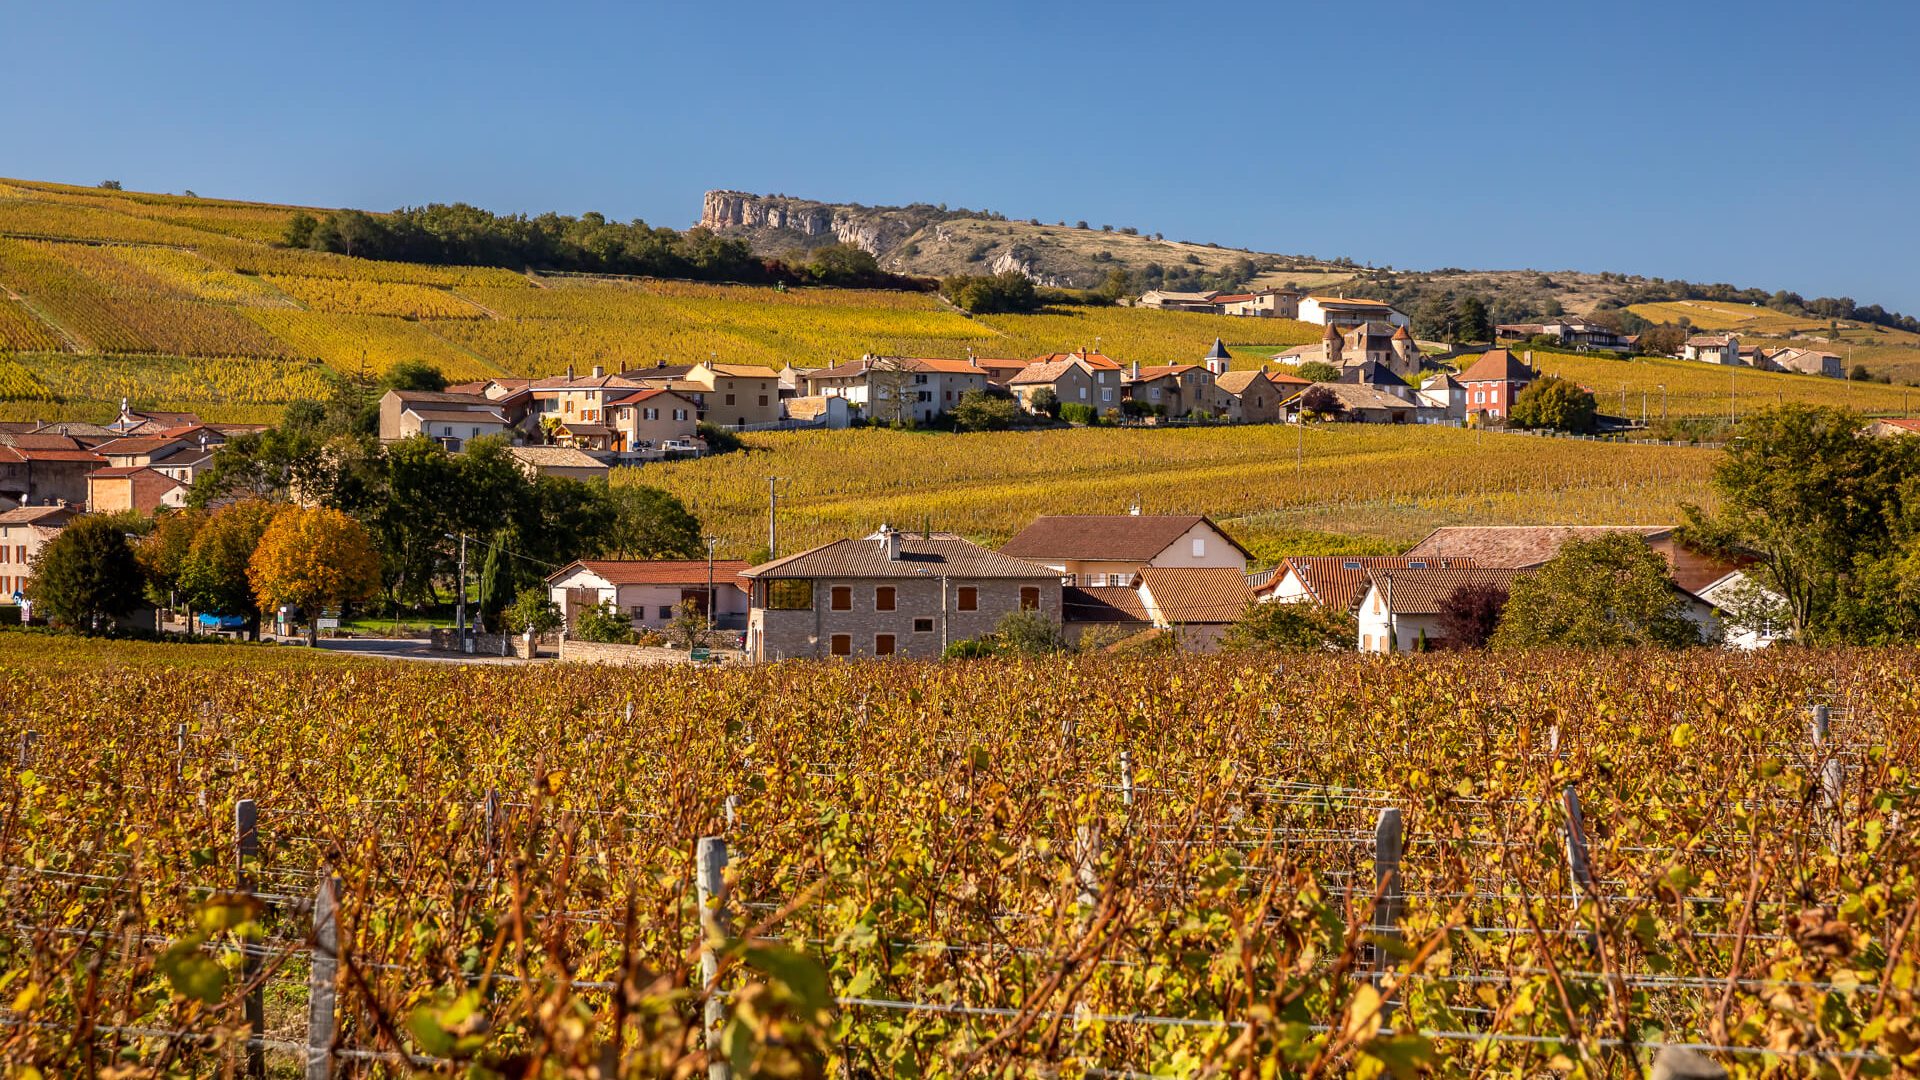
6;1;1919;309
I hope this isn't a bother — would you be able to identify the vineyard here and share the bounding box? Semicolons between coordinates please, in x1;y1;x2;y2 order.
1515;348;1920;421
1;637;1914;1076
632;423;1722;561
3;177;1915;425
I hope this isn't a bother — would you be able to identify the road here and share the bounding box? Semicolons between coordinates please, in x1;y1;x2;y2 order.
292;637;544;665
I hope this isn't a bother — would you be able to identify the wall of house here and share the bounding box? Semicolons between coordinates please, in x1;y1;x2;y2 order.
749;576;1061;660
614;582;750;630
1356;605;1443;652
694;371;782;427
614;400;699;448
0;524;58;599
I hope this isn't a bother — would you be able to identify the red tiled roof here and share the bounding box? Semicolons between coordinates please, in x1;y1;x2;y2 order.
549;559;751;588
1139;567;1251;624
1405;526;1672;568
1001;515;1251;563
1457;349;1535;384
1362;567;1535;615
1260;555;1480;609
1062;585;1149;624
9;448;107;463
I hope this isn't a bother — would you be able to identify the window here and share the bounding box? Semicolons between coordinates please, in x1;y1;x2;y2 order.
917;391;932;403
1191;537;1206;558
658;605;674;619
1102;388;1113;402
956;586;977;611
1087;573;1106;587
674;409;688;421
765;580;813;610
830;634;852;656
758;395;768;406
830;585;852;611
1362;634;1373;651
644;408;659;421
725;393;736;405
1473;391;1484;403
913;617;934;633
1020;586;1040;611
875;586;895;611
1373;593;1383;613
1408;560;1426;569
630;606;647;620
471;427;481;438
1079;387;1088;400
874;634;896;656
913;374;929;385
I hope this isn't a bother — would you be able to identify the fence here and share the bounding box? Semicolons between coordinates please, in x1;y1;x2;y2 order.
0;679;1907;1077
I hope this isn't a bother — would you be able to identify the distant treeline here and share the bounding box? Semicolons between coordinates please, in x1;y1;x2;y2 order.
282;204;931;290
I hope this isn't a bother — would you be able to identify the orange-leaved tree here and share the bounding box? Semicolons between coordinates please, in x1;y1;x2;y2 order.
248;506;380;645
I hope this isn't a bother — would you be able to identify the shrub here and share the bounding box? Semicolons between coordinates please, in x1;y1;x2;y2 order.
1027;387;1060;418
1510;376;1597;433
994;609;1065;655
1059;402;1098;425
573;600;636;644
504;586;561;635
942;637;998;660
1220;600;1354;651
1295;361;1342;383
1435;582;1509;649
952;389;1024;432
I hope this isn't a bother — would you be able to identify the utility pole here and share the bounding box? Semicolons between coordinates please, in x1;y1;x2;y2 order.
705;535;718;635
766;477;784;560
447;532;469;653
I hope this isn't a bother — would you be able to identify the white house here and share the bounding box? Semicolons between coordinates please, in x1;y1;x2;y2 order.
1296;295;1410;329
1682;334;1741;365
547;559;753;633
1354;567;1532;652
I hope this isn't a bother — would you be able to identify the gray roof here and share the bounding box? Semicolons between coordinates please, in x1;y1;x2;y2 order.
1204;338;1232;362
743;530;1059;580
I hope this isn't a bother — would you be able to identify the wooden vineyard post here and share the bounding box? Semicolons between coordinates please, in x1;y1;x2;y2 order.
1370;808;1404;975
15;730;36;769
482;789;501;880
1073;822;1102;910
175;723;188;782
235;799;265;1079
1810;704;1844;850
1118;751;1134;809
306;874;340;1080
1562;786;1597;949
695;836;732;1080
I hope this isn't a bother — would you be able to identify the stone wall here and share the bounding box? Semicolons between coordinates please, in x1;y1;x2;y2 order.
429;629;538;658
557;638;743;667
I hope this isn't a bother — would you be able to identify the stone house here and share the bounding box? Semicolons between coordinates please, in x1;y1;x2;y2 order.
1296;295;1409;328
1215;288;1301;318
806;356;990;424
1280;382;1418;424
86;466;185;515
604;388;702;452
1009;355;1124;415
1768;347;1844;379
1455;349;1537;421
377;389;515;449
1123;363;1222;418
505;446;610;482
526;368;645;429
740;527;1061;660
684;362;783;428
0;446;105;508
1275;321;1422;379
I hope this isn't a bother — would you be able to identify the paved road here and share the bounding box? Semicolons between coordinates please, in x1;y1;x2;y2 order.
297;637;543;665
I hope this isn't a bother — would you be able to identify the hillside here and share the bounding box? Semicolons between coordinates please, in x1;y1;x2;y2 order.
1;177;1916;425
700;190;1356;290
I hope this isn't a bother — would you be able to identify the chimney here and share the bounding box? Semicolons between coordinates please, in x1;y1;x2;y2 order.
591;365;605;378
878;523;900;561
1131;360;1140;380
566;364;575;380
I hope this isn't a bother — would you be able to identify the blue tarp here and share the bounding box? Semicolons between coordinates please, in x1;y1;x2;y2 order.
197;614;250;630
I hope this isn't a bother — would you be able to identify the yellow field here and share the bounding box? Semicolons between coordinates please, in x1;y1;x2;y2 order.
0;177;1909;423
1627;299;1827;335
7;351;337;408
0;358;54;401
630;423;1719;562
1496;347;1920;418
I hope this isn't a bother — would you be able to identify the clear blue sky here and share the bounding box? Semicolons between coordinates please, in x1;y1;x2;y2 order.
7;1;1919;310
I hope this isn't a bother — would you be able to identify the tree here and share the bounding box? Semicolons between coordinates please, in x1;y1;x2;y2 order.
1636;324;1687;357
952;389;1024;432
993;609;1066;655
605;484;703;559
1508;376;1597;433
573;600;635;644
1435;582;1509;649
1220;600;1355;651
804;243;882;286
1058;402;1098;425
1493;534;1701;648
476;532;516;633
1682;404;1920;641
178;500;282;639
380;360;447;393
1455;295;1492;343
136;508;205;611
26;515;147;633
865;359;916;425
503;586;562;636
98;180;122;191
1295;361;1342;384
941;272;1039;315
663;599;715;650
249;506;381;645
1026;387;1060;418
1297;385;1347;421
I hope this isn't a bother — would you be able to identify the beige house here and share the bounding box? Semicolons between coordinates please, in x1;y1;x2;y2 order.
1296;295;1409;328
378;390;514;450
1008;354;1124;415
685;362;782;428
1682;334;1741;365
1137;290;1222;312
741;526;1061;660
527;368;645;428
0;504;77;603
806;356;990;424
506;446;610;482
1215;288;1301;318
1135;567;1253;651
1000;513;1250;587
548;559;752;633
1123;363;1222;418
1867;418;1920;438
1769;347;1844;378
1280;382;1418;423
0;446;106;508
1214;368;1308;423
605;388;702;452
87;467;185;515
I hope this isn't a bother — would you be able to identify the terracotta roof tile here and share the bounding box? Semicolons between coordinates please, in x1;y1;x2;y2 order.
1404;526;1671;568
744;530;1058;580
1260;555;1480;609
1000;515;1250;563
1139;567;1251;624
1062;585;1149;624
1363;567;1534;615
549;559;752;588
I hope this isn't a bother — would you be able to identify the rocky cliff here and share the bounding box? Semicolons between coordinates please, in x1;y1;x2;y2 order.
697;190;1326;290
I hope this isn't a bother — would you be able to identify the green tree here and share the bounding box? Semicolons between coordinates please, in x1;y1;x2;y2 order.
941;271;1040;314
1493;533;1702;648
1636;324;1687;356
503;586;562;636
1508;376;1597;433
1026;387;1060;418
804;243;882;286
572;600;635;644
136;508;205;611
993;609;1065;655
380;360;447;393
1295;361;1342;383
177;500;282;638
1681;404;1920;641
952;389;1024;432
1220;600;1355;651
476;532;516;633
26;515;148;633
1455;295;1492;343
605;484;703;559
